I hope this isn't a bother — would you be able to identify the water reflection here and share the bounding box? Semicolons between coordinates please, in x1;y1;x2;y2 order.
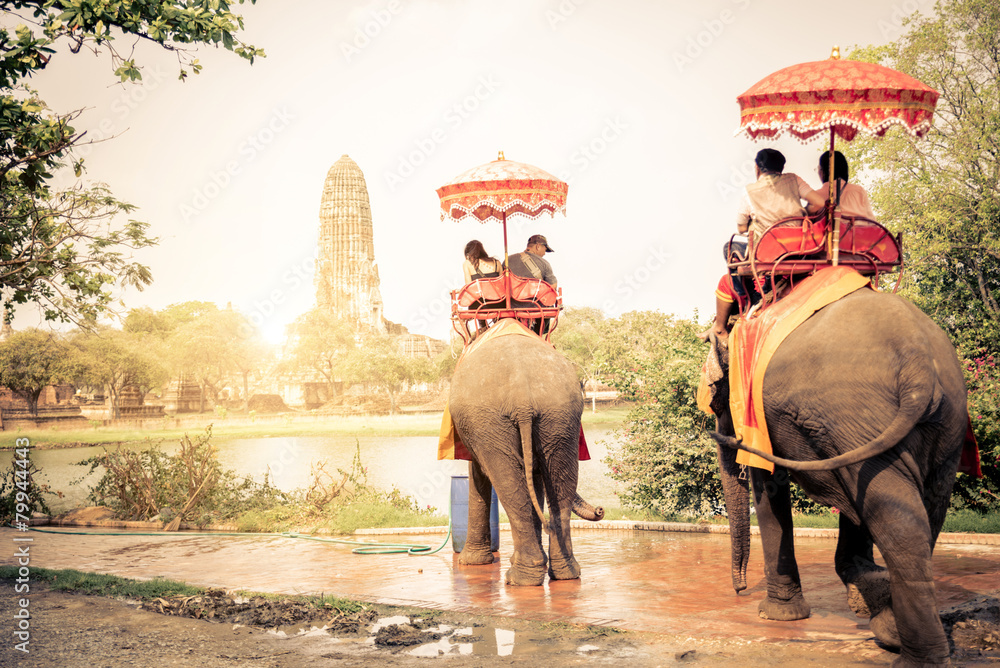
16;427;624;514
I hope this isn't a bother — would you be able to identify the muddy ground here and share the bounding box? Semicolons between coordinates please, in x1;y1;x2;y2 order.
1;583;998;667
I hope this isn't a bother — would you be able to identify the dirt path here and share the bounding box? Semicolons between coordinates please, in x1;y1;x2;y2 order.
3;582;999;667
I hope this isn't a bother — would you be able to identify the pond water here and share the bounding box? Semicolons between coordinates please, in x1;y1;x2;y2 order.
21;426;624;516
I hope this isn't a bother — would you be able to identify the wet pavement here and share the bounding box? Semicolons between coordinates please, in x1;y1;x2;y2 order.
4;523;998;648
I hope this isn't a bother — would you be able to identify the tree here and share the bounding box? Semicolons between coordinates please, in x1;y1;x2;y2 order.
348;334;435;415
1;1;264;323
0;328;69;414
71;327;167;418
125;302;271;412
848;0;1000;511
597;311;725;517
284;309;358;402
551;307;606;409
847;1;999;353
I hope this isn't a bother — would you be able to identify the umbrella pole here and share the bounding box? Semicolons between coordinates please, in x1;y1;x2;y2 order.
502;211;511;310
828;128;839;266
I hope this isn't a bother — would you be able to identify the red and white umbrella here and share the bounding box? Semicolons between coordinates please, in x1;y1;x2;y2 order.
436;152;567;261
737;50;938;142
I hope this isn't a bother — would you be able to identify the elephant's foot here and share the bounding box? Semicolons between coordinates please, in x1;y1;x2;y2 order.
458;546;495;566
505;566;546;586
547;555;581;581
505;550;546;586
890;652;950;667
846;569;892;618
758;593;810;621
870;606;901;649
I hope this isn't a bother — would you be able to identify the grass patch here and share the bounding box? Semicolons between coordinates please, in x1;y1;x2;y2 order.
943;509;1000;533
580;405;631;427
0;413;451;449
0;565;371;615
2;408;630;450
0;566;200;599
232;500;448;534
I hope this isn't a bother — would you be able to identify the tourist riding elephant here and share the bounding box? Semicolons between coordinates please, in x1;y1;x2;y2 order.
706;288;969;667
449;329;604;586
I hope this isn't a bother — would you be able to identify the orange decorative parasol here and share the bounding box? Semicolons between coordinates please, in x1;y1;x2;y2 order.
736;47;938;263
737;47;939;143
436;152;567;259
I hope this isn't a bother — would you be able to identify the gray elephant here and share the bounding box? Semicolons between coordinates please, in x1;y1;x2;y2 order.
707;287;970;667
449;330;604;586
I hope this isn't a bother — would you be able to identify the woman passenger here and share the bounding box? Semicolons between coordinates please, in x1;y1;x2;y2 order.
812;151;876;219
462;240;502;284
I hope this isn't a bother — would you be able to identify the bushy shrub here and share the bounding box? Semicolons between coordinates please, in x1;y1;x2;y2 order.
0;458;62;524
951;352;1000;513
75;427;289;524
598;311;823;518
598;312;726;517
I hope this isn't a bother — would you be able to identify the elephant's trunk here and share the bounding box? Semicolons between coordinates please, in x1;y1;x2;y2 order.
572;493;604;522
708;335;750;593
717;431;750;593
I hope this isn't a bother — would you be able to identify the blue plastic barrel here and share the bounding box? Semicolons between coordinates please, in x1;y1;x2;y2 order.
450;475;499;553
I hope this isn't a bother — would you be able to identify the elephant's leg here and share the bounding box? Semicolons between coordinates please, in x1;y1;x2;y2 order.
458;458;496;566
505;478;547;586
866;496;950;665
543;462;581;581
485;435;546;586
752;466;810;620
835;514;891;620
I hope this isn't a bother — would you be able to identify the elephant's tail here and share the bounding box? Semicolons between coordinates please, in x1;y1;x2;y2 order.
519;416;551;535
709;377;936;472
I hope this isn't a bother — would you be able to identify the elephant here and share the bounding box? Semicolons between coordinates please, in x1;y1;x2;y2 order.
706;287;970;667
448;329;604;586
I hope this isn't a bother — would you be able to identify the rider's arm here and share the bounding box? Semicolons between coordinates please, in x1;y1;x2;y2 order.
735;195;751;233
797;175;826;213
462;259;474;284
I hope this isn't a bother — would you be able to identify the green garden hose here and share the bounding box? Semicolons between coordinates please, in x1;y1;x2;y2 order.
22;523;453;556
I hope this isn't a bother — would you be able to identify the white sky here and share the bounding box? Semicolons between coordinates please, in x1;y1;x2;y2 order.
8;0;934;343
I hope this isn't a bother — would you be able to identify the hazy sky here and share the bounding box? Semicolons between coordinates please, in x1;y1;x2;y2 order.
9;0;934;342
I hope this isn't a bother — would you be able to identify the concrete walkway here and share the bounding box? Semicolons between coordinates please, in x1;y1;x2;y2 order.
4;524;998;647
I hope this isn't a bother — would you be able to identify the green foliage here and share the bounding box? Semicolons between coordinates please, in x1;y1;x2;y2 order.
347;334;435;415
0;183;156;325
551;306;606;384
69;327;168;418
0;328;71;413
0;1;263;323
953;353;1000;512
943;508;1000;533
284;308;357;399
847;0;1000;513
73;431;442;533
598;312;725;516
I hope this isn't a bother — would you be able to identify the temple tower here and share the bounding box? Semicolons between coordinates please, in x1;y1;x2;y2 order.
314;155;385;332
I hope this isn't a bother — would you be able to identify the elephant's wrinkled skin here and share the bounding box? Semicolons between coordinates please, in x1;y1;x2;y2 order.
709;288;969;667
449;331;603;586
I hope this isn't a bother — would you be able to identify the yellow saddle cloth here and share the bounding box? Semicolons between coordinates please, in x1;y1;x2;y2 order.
729;267;871;472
